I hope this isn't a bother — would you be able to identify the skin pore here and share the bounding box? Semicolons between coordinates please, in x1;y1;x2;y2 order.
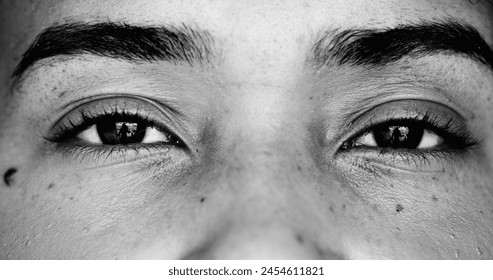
0;0;492;259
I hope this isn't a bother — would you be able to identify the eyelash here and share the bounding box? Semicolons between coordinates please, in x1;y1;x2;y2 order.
340;110;479;162
44;106;185;158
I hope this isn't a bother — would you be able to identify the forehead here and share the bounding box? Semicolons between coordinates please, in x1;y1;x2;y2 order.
2;0;492;40
1;0;492;73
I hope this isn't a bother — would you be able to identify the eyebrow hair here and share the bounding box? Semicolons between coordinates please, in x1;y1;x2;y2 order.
309;20;493;70
11;21;215;81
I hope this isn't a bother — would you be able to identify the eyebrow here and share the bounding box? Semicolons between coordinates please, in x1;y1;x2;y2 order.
310;20;493;70
11;21;214;81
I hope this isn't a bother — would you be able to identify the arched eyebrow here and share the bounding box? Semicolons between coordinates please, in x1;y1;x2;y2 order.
309;20;493;71
11;21;215;83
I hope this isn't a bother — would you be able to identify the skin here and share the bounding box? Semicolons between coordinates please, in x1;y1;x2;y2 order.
0;0;493;259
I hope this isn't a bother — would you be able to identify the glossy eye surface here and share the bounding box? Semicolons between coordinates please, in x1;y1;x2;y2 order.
77;117;175;145
353;123;443;149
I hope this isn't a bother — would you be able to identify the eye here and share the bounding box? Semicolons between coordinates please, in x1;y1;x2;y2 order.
351;123;444;149
46;97;186;148
341;114;479;154
76;117;179;145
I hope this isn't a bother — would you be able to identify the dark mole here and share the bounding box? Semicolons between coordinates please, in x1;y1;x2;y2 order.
47;183;55;189
296;234;304;244
479;210;484;215
3;168;17;186
432;195;438;202
200;197;205;203
396;204;404;213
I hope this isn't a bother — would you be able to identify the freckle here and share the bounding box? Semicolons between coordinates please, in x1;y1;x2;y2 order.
476;247;483;256
48;183;55;189
70;197;74;200
295;234;304;244
342;204;346;211
431;176;436;181
396;204;404;213
200;197;205;203
58;91;67;97
455;249;460;259
329;206;334;213
297;165;302;171
3;168;17;187
309;96;313;100
432;195;438;202
450;233;456;239
479;210;484;215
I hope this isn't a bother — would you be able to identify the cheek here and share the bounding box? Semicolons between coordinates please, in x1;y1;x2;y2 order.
333;155;493;259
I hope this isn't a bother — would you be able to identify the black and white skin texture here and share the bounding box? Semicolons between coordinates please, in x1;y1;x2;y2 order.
0;0;493;259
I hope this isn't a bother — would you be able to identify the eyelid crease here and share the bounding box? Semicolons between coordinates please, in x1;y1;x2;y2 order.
332;100;479;161
331;99;466;144
44;95;190;149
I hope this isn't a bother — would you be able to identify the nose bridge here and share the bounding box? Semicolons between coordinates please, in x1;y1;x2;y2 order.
186;97;342;260
215;113;310;200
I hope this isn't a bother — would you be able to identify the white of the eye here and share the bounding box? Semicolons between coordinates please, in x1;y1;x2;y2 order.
77;125;102;144
416;129;443;149
76;125;170;144
355;132;377;147
141;127;170;143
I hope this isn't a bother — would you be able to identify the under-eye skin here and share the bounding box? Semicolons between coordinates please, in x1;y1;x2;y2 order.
43;96;187;159
338;100;479;166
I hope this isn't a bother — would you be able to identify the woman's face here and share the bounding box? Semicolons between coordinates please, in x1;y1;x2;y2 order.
1;0;492;259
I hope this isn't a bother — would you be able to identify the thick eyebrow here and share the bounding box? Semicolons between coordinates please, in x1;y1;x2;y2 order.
11;21;215;81
309;20;493;70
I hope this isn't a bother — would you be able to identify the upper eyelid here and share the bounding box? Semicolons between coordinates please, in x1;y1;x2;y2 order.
332;100;473;150
45;96;189;143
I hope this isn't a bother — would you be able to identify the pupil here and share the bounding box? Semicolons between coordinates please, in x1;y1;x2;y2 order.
96;120;146;144
373;124;424;149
